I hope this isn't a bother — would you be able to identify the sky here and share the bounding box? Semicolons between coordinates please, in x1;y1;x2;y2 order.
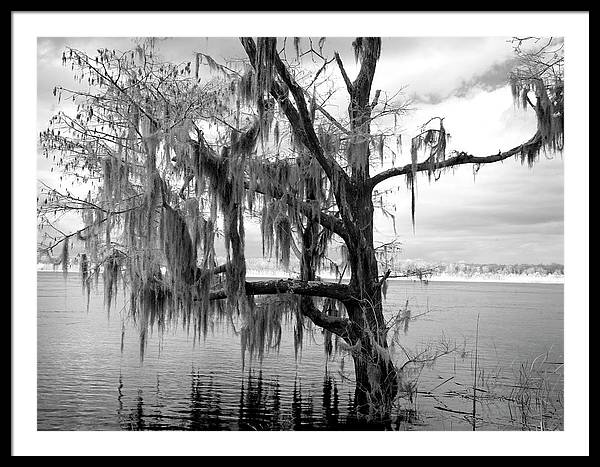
36;36;564;265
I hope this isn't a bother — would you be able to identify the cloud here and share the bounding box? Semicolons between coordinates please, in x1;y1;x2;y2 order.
453;58;518;99
371;37;515;104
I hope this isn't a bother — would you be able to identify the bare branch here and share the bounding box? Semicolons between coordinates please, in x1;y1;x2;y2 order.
334;52;354;95
371;89;381;108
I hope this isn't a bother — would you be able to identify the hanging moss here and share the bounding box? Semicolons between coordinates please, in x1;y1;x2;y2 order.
378;135;385;165
274;215;291;270
254;37;277;143
255;38;277;100
408;137;419;230
273;120;280;146
322;298;339;358
240;295;287;370
352;37;381;64
509;74;564;163
161;204;197;287
237;66;256;106
103;249;124;315
293;299;304;361
80;253;91;312
61;237;69;279
42;43;351;372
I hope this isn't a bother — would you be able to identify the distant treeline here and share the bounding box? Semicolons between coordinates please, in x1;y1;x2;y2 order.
435;262;564;276
38;253;564;277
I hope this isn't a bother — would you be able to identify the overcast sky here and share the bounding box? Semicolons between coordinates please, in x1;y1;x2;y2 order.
37;36;564;265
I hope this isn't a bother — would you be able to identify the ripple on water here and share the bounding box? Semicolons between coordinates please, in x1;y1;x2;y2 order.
37;272;564;431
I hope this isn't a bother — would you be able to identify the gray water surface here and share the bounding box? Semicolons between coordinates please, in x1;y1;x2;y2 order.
37;272;563;430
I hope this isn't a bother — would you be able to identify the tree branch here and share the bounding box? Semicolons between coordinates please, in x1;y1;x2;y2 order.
207;278;355;339
192;132;347;239
334;52;353;95
377;268;392;287
196;263;227;283
371;89;381;108
248;180;347;240
300;298;356;342
209;278;354;303
240;37;349;188
369;132;542;188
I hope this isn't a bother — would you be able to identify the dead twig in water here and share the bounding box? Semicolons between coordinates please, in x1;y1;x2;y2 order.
472;313;480;431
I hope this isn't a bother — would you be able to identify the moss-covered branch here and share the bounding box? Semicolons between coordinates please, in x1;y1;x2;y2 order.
209;278;352;302
248;180;347;240
240;37;350;189
369;131;543;188
193;131;347;239
208;278;355;339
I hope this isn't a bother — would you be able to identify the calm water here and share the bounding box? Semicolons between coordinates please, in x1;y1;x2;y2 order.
37;271;564;431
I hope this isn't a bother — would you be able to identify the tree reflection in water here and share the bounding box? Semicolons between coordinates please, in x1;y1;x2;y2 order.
117;368;366;430
189;373;223;430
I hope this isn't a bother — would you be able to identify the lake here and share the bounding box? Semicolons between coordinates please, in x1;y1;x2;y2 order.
37;271;564;431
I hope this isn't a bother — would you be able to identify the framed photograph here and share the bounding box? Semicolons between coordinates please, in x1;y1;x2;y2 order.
12;11;589;456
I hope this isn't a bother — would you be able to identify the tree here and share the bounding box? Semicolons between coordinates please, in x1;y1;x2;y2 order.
38;36;563;425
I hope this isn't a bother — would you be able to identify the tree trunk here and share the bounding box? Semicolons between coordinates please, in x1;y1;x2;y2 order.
242;36;400;425
344;186;398;424
339;40;399;422
347;257;398;424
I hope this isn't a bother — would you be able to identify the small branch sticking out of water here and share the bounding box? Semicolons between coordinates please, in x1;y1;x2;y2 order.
472;313;480;431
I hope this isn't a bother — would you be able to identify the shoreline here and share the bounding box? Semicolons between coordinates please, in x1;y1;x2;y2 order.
37;264;564;285
385;275;564;285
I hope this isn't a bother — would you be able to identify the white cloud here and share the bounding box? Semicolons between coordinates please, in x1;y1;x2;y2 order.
373;37;515;102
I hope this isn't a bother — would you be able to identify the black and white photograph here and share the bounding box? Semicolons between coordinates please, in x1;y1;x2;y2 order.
12;11;588;456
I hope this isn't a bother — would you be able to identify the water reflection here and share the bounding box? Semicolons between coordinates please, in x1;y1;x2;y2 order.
38;273;565;431
120;389;146;431
321;373;339;427
189;373;223;430
290;377;314;430
239;370;283;430
118;375;184;430
116;368;361;430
